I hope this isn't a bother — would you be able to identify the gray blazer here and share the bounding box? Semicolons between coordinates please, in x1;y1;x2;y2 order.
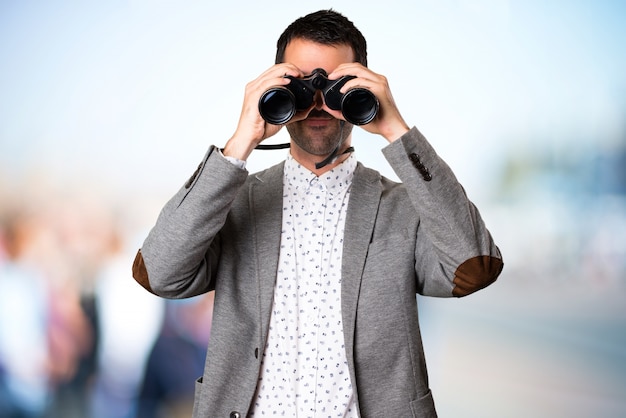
133;127;503;417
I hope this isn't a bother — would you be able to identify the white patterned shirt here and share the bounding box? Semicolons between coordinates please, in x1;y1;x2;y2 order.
250;153;358;417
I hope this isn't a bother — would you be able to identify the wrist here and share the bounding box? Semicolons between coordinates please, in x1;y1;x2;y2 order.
223;135;256;161
382;123;411;143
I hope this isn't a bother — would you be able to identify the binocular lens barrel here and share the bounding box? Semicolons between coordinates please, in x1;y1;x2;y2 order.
341;88;378;125
258;88;296;125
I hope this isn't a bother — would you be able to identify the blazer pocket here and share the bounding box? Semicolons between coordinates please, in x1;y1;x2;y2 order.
409;390;437;418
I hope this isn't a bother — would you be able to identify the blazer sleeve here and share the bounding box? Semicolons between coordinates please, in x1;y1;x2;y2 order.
132;146;249;298
382;127;503;297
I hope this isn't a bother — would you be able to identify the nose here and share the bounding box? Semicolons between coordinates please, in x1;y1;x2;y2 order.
313;90;324;109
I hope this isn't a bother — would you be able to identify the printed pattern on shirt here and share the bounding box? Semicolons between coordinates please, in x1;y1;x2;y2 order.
251;154;358;417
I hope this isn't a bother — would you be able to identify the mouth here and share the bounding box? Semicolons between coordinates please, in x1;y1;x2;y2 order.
304;110;333;127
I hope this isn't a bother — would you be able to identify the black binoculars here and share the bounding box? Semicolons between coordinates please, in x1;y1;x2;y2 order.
258;68;379;125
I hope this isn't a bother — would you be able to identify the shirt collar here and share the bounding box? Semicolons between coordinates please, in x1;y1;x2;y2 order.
284;153;357;195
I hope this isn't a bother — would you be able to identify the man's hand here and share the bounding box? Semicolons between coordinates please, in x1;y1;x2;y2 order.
223;64;303;160
328;63;410;142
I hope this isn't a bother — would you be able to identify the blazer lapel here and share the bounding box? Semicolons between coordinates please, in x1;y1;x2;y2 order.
341;163;382;361
250;163;285;341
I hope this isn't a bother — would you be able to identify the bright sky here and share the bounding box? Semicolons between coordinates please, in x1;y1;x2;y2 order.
1;0;625;199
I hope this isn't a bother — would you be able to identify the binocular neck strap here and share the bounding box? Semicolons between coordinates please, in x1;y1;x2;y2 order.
314;145;354;170
255;121;353;170
255;143;291;150
255;142;354;170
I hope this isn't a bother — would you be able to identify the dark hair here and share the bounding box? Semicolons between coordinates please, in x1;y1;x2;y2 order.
275;9;368;67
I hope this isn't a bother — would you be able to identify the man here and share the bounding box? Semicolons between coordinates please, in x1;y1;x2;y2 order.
133;9;503;418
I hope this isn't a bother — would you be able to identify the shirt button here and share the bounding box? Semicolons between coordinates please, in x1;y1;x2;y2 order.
230;412;241;418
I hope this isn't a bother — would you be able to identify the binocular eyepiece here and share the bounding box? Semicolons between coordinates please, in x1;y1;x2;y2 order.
258;68;379;126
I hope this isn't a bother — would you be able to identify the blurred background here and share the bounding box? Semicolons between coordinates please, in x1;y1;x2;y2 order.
1;0;624;417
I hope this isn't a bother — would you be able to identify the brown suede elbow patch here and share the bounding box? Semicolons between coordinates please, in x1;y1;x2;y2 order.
132;250;155;294
452;255;503;297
